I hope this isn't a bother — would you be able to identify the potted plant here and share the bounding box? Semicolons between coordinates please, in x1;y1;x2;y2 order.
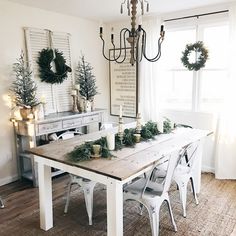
11;52;40;120
75;54;98;112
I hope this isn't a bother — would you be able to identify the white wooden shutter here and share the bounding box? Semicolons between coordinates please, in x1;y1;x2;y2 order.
24;27;73;114
51;32;73;112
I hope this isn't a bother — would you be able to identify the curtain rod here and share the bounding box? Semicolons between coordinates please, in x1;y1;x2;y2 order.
164;10;229;22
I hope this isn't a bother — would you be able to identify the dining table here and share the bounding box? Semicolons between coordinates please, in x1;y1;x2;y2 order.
28;123;212;236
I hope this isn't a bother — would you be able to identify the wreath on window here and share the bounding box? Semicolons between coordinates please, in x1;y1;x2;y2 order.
37;48;72;84
181;41;209;71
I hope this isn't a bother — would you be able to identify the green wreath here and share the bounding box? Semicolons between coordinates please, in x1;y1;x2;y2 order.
181;41;209;71
37;48;72;84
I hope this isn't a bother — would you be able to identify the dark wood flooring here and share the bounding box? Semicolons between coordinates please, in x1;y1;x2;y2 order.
0;173;236;236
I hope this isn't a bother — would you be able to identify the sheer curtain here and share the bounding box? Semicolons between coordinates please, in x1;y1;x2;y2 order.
139;18;163;121
215;4;236;179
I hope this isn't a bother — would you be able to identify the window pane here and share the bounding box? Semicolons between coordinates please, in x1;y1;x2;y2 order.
203;25;229;69
159;71;193;110
162;28;196;69
199;70;228;112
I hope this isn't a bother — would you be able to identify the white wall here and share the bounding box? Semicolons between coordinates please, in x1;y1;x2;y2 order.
0;0;109;185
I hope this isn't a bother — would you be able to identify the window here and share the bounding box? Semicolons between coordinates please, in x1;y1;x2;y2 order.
159;14;229;113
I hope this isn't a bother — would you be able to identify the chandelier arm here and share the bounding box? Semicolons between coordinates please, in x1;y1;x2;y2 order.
141;29;163;62
148;37;163;62
100;36;116;61
151;38;163;62
113;29;130;63
113;28;130;61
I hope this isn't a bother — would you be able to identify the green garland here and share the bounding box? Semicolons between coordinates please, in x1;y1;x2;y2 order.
37;48;72;84
181;41;209;71
67;120;174;163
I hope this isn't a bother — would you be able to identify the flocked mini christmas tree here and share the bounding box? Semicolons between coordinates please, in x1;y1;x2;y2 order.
11;51;39;108
76;54;98;101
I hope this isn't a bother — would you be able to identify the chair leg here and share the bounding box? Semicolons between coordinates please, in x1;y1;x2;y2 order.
64;182;73;214
165;196;177;232
0;197;4;209
190;177;199;205
146;205;159;236
178;183;187;218
82;182;96;225
139;203;144;215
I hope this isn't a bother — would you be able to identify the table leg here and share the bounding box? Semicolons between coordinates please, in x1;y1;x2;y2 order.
107;179;123;236
38;162;53;230
194;140;204;194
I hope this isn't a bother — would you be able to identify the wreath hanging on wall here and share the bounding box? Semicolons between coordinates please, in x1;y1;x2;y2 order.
37;48;72;84
181;41;209;71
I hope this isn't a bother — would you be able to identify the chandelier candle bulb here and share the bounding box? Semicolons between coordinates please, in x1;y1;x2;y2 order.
161;25;164;32
106;132;115;151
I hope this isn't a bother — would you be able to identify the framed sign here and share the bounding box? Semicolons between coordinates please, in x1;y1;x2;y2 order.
109;48;138;118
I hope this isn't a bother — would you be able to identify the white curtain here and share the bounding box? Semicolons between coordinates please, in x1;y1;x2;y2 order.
215;4;236;179
139;18;163;122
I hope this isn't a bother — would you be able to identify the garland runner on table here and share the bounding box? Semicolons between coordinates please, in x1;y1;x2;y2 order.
181;41;209;71
67;119;173;162
37;48;72;84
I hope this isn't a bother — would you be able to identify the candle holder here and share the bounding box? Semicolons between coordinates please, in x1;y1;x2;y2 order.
136;112;142;134
71;94;79;113
118;116;124;144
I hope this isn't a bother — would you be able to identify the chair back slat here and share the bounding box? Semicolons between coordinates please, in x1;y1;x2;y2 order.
162;150;182;193
180;140;200;173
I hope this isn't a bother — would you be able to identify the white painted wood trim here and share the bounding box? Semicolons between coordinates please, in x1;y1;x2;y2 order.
38;163;53;231
107;179;123;236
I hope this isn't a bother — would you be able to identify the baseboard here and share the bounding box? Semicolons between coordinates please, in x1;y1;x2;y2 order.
0;175;19;186
202;165;215;174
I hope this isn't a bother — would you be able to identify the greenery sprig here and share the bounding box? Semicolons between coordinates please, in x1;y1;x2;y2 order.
67;120;175;163
67;136;113;162
163;117;172;134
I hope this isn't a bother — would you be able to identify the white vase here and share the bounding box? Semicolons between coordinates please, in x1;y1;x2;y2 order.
84;100;91;112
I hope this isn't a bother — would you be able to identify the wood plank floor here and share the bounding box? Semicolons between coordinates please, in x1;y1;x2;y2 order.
0;173;236;236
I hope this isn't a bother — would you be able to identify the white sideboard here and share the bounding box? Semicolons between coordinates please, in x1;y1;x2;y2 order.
13;109;105;187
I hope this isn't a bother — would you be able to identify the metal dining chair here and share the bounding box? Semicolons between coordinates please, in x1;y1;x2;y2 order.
56;131;97;226
123;149;182;236
152;141;200;218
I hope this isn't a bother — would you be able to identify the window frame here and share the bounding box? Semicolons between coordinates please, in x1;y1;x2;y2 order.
161;13;229;114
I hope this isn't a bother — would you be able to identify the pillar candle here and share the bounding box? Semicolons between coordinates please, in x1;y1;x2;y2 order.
71;89;77;96
106;132;115;151
119;105;122;118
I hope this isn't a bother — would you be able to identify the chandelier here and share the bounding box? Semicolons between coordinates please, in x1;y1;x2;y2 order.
99;0;165;66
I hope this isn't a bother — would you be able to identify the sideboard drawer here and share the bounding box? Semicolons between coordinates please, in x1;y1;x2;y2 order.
37;121;62;134
83;114;100;124
63;118;82;129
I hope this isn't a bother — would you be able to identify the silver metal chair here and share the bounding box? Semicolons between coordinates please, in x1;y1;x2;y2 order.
152;141;200;218
123;149;182;236
56;131;97;225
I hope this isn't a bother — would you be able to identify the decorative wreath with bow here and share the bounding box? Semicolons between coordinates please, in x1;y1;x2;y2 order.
181;41;209;71
37;48;72;84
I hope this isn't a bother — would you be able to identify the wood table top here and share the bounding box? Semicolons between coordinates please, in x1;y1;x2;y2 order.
29;126;212;181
